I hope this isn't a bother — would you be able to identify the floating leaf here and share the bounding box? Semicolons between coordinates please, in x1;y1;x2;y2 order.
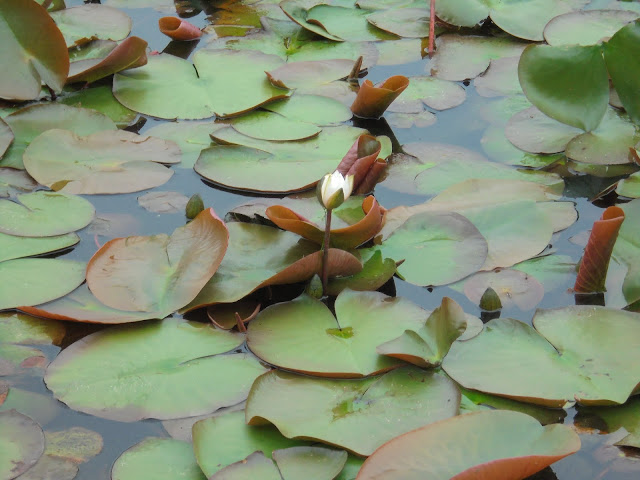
50;5;131;47
427;34;527;81
377;297;482;368
0;410;45;479
304;4;396;42
544;9;639;46
229;110;321;141
16;455;78;480
363;212;488;287
247;290;428;377
474;57;521;98
45;318;267;421
443;306;640;406
0;191;95;238
196;125;364;193
505;106;582;154
351;76;409;119
580;397;640;449
24;129;180;194
463;269;545;310
388;76;466;112
66;36;148;84
58;85;136;127
279;1;344;41
357;410;580;479
518;44;609;131
0;119;11;158
44;427;102;464
266;196;384;249
0;0;69;100
112;438;206;480
0;169;37;198
113;51;290;119
325;250;397;296
145;120;220;169
367;8;431;38
0;344;46;376
86;208;228;315
264;95;352;126
0;312;65;345
193;410;311;477
266;59;355;90
604;19;640;124
211;451;282;480
575;206;625;293
159;17;203;41
138;191;189;214
0;231;78;262
0;104;117;170
0;259;85;311
246;367;460;456
273;446;348;480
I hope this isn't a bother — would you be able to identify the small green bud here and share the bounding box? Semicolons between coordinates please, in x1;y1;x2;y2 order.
185;194;204;219
306;274;324;299
479;287;502;312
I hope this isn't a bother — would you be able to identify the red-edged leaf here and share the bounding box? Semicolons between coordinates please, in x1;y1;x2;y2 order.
351;76;409;119
266;195;385;249
574;206;625;293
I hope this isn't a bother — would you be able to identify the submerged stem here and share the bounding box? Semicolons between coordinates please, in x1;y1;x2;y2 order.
321;209;333;295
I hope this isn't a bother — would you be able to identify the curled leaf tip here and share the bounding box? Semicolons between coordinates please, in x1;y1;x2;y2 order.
351;76;409;119
158;17;202;41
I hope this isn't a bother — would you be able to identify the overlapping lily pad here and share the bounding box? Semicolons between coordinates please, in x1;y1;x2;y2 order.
113;51;290;119
357;410;581;479
0;410;45;479
0;0;69;100
23;129;181;194
58;85;137;127
443;306;640;406
86;208;228;316
0;231;78;263
0;312;65;345
245;367;460;456
229;110;320;141
0;191;94;237
247;290;428;377
544;9;639;46
387;76;465;113
0;259;86;311
196;125;364;193
45;317;268;421
367;8;431;38
0;104;117;170
145;121;221;169
50;4;132;47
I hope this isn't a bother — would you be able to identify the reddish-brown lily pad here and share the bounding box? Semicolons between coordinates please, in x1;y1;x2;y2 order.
159;17;202;41
356;410;580;479
86;208;228;316
266;196;384;249
351;76;409;119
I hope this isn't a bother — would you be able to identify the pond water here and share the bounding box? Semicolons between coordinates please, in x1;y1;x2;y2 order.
2;0;640;479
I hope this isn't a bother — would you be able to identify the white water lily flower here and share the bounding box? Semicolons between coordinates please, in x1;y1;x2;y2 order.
316;171;355;210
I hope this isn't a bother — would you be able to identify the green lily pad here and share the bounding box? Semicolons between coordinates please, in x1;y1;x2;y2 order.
229;110;321;141
0;104;117;170
266;59;355;90
211;451;282;480
427;34;527;81
45;317;268;422
505;106;583;154
247;290;428;377
264;95;352;125
23;129;181;194
512;254;576;294
0;191;95;237
377;297;482;368
387;76;465;113
481;125;564;168
50;5;131;47
463;269;545;310
0;0;69;101
193;410;312;477
86;208;228;316
363;211;488;287
112;438;206;480
616;171;640;198
604;19;640;124
113;51;290;120
436;0;587;40
443;306;640;407
518;44;609;132
58;85;137;128
580;397;640;449
145;121;222;169
386;111;437;129
273;446;348;480
544;9;639;46
246;367;460;456
305;4;396;42
0;312;65;345
68;39;117;62
325;250;397;296
357;410;580;479
279;0;344;41
196;125;364;193
564;107;639;165
374;38;424;66
0;410;45;479
0;231;79;262
0;259;86;311
474;56;522;98
367;8;431;38
0;119;11;158
19;284;160;325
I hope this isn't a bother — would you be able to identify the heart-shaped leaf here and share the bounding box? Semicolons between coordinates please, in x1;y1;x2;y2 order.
86;208;228;316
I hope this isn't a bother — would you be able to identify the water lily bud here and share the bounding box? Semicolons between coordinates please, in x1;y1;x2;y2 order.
316;171;355;210
185;193;204;219
479;287;502;312
306;274;324;299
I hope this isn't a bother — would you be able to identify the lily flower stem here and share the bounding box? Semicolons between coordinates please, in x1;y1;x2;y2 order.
321;208;333;295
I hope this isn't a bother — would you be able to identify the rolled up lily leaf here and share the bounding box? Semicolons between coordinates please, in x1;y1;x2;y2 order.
574;206;625;293
158;17;202;41
336;134;387;195
266;195;385;249
351;75;409;119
